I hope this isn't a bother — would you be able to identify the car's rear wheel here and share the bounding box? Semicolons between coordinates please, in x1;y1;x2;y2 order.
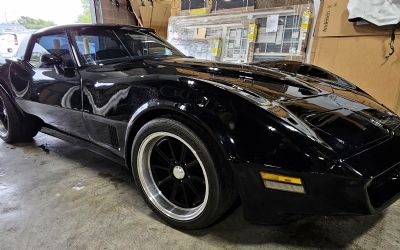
0;88;40;143
0;92;10;139
132;118;235;229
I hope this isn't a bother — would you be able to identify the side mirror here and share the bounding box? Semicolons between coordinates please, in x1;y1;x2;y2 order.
40;53;62;66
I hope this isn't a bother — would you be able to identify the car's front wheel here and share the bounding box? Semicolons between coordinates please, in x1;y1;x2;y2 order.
132;118;235;229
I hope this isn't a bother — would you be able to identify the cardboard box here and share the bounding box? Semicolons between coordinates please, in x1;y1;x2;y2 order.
152;1;172;38
129;0;143;25
139;6;153;27
171;0;180;9
142;0;153;6
139;1;172;39
170;0;181;16
315;0;400;37
311;0;400;114
180;0;212;15
312;36;400;113
171;7;180;16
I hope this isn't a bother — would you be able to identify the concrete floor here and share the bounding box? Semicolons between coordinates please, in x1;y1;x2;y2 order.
0;133;399;250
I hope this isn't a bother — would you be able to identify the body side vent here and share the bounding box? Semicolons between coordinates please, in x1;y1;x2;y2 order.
108;125;119;148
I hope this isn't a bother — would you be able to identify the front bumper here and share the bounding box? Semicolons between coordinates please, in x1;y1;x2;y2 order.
231;141;400;224
366;163;400;209
233;164;370;224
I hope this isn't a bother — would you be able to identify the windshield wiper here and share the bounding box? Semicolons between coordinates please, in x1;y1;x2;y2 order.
99;55;180;67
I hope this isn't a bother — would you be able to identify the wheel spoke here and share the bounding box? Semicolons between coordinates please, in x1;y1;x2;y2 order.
186;159;198;169
180;143;187;163
181;184;190;207
151;164;170;171
0;98;7;134
169;181;179;202
166;139;176;161
157;175;173;187
186;181;202;202
190;176;205;185
154;144;170;164
0;102;5;121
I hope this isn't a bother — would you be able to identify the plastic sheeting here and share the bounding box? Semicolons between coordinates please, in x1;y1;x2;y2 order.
348;0;400;26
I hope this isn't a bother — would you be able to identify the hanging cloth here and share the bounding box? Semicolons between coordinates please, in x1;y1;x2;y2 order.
348;0;400;26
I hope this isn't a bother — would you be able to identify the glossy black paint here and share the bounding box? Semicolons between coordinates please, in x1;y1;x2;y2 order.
1;24;400;224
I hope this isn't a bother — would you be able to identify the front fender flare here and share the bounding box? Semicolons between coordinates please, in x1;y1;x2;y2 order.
123;99;237;168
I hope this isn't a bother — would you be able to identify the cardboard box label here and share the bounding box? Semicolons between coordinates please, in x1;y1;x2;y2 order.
248;23;258;41
194;27;207;39
301;9;311;31
211;38;222;56
190;7;208;15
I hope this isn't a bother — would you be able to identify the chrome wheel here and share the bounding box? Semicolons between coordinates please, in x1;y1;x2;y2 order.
137;132;209;221
0;95;8;137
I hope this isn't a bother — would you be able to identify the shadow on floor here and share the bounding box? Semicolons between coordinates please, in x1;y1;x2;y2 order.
186;211;383;248
13;135;385;249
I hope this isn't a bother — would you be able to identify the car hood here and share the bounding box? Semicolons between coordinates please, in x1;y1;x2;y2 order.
282;95;400;155
144;57;333;102
143;57;400;157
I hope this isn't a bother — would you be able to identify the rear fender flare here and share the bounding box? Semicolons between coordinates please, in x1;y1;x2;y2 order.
0;80;26;117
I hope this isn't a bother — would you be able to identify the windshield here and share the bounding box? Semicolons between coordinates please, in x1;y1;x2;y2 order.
115;29;182;58
71;28;183;66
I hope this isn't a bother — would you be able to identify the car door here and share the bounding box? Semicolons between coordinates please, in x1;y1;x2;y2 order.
12;31;88;139
68;27;135;155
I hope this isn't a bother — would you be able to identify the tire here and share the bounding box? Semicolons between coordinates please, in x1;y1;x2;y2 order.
0;88;39;143
131;118;235;229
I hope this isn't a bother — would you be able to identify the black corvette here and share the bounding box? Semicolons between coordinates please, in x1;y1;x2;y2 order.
0;24;399;229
